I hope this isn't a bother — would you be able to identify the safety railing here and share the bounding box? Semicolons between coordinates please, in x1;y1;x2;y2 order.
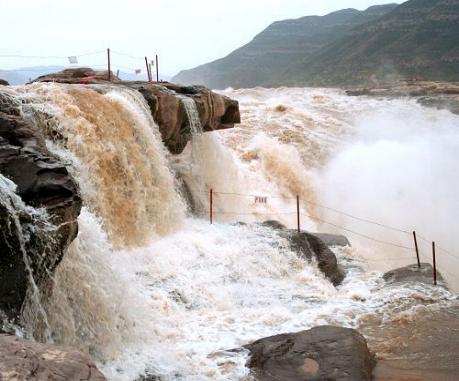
0;48;161;82
205;189;457;286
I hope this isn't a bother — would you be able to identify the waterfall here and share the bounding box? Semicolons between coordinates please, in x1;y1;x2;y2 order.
0;175;52;339
181;97;203;134
0;84;457;381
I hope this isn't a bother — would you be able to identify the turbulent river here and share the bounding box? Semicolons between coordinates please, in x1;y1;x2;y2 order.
1;84;458;380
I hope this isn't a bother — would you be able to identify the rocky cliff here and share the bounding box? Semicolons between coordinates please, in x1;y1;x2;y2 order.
0;92;81;323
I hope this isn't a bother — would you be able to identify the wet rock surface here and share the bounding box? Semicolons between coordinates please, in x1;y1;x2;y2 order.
31;68;240;154
0;94;81;321
245;325;375;381
262;220;345;286
0;79;9;86
310;232;350;247
383;263;443;286
0;334;106;380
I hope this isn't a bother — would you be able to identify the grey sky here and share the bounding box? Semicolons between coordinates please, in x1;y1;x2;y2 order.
1;0;402;76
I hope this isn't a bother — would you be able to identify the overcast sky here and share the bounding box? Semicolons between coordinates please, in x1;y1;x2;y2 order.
1;0;402;76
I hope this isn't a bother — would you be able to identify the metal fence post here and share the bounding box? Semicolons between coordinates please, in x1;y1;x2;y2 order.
432;241;437;285
296;195;300;233
413;231;421;268
210;189;213;224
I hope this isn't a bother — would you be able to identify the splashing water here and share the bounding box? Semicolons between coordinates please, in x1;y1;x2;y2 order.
0;84;458;380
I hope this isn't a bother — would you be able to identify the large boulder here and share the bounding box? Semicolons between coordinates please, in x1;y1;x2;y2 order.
0;93;81;322
0;334;106;380
31;68;241;154
383;263;443;286
245;326;375;381
0;79;9;86
262;221;345;286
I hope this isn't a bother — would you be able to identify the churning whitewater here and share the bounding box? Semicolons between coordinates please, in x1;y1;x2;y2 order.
1;84;458;380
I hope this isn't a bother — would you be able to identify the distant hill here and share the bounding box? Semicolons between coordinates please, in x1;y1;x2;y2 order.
172;0;459;88
0;66;169;85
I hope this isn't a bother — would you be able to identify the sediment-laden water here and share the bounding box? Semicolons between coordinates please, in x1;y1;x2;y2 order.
1;84;458;380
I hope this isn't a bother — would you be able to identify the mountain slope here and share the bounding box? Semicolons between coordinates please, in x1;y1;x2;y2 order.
279;0;459;86
173;0;459;88
172;4;398;88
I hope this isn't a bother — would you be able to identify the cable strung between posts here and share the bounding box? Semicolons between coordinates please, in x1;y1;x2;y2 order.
210;189;412;235
0;50;105;59
301;213;414;251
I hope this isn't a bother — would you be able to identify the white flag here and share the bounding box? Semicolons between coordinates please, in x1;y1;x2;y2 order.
68;56;78;64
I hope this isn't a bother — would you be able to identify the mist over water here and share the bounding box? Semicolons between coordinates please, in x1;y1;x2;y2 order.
1;84;457;380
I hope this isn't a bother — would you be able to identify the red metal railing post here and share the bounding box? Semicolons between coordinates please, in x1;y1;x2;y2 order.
296;195;300;233
413;231;421;268
432;241;437;285
210;188;213;224
156;54;159;82
107;48;111;81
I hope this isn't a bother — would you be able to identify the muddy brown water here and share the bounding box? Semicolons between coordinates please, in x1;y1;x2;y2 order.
360;303;459;381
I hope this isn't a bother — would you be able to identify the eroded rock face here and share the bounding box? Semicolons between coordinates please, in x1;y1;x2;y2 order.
0;334;106;380
262;221;345;286
31;68;240;154
0;93;81;321
245;325;375;381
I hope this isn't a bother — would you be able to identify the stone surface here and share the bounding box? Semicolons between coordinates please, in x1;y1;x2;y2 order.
0;79;9;86
31;68;240;154
262;220;345;286
346;80;459;115
383;263;444;286
0;93;81;322
245;325;375;381
310;232;350;247
31;67;117;84
0;334;106;380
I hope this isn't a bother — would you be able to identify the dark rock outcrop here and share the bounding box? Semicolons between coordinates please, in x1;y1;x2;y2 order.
0;79;9;86
262;221;345;286
245;325;375;381
383;263;443;286
31;68;240;154
0;93;81;322
0;334;106;380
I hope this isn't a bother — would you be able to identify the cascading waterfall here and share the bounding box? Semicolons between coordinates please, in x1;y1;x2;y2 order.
0;175;52;339
0;84;457;380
